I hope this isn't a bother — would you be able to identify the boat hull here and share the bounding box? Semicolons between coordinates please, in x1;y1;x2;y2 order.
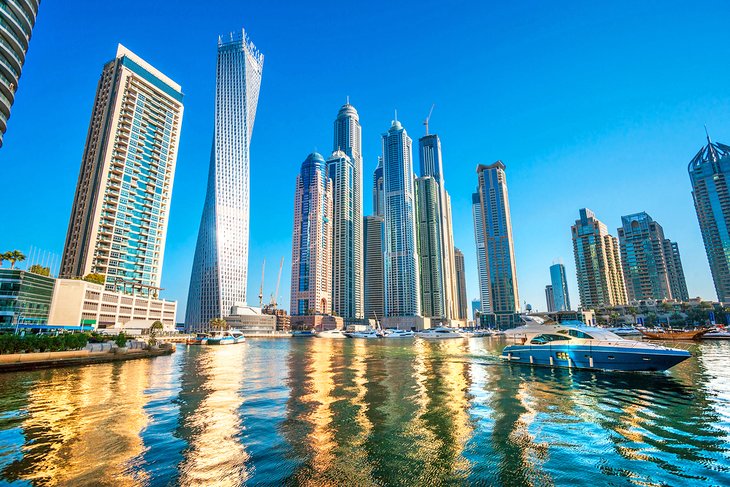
501;344;690;372
640;329;707;340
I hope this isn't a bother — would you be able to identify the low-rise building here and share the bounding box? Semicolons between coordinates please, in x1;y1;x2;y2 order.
290;314;343;331
0;269;55;327
48;278;177;332
225;305;276;335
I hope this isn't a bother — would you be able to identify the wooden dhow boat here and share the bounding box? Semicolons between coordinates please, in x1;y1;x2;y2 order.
639;328;709;341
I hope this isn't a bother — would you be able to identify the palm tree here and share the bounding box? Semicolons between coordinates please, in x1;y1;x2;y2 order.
0;252;6;268
209;317;227;331
7;250;25;269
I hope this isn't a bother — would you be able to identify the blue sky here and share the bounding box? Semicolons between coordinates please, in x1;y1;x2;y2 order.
2;0;729;319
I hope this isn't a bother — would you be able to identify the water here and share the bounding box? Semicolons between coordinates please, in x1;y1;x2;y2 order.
0;338;728;486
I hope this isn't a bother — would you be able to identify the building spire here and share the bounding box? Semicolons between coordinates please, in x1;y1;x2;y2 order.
394;109;398;122
346;95;349;105
705;124;712;145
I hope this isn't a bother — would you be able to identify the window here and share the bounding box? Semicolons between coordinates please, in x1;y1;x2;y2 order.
568;329;594;339
530;334;571;345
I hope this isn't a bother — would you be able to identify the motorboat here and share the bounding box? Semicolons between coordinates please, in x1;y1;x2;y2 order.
472;330;493;337
607;326;643;337
207;330;237;345
317;329;348;339
702;327;730;340
186;333;210;345
416;327;464;339
383;328;415;338
347;328;382;339
292;330;317;338
457;329;475;338
500;323;691;372
229;329;246;343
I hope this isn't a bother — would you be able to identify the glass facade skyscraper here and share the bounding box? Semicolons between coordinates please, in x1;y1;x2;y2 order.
382;120;420;317
330;103;363;322
472;191;490;314
373;157;384;217
415;176;444;318
545;284;555;312
617;212;688;301
0;0;40;147
363;215;385;322
475;162;520;327
61;45;184;294
454;248;468;321
689;136;730;302
549;263;571;311
186;30;263;330
572;208;627;308
289;153;333;316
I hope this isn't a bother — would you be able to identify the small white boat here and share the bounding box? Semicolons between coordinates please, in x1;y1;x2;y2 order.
347;328;382;339
703;328;730;339
292;330;317;338
383;328;415;338
607;326;643;337
416;327;464;339
473;330;493;337
317;329;348;339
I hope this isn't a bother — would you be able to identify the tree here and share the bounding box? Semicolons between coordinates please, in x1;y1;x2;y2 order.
209;317;228;330
5;250;25;269
626;307;639;324
83;273;106;285
149;320;164;346
28;264;50;276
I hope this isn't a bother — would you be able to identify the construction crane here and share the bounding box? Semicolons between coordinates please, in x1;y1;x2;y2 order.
258;258;266;308
423;104;435;135
270;257;284;309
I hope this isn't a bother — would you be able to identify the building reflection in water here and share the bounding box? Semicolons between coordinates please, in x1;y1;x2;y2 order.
0;360;151;486
176;345;249;486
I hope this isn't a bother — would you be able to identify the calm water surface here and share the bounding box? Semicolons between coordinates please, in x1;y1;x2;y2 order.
0;338;728;486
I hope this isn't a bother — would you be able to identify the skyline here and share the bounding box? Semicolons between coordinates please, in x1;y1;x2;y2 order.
2;1;730;318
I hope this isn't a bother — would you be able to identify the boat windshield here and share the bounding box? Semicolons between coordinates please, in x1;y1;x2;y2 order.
530;334;572;345
567;329;594;339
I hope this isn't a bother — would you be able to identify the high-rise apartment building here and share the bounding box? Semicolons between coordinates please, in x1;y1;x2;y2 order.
571;208;627;308
545;284;555;312
415;176;444;318
373;157;384;217
475;162;520;327
382;120;420;317
618;212;688;302
363;215;385;322
289;153;333;316
454;248;468;321
61;45;183;294
330;103;363;322
186;30;264;330
549;263;571;311
689;136;730;302
472;191;490;314
471;299;481;322
0;0;40;147
418;133;458;321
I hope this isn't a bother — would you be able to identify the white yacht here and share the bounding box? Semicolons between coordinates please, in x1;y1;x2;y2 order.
317;329;348;339
347;328;382;339
416;327;464;339
383;329;415;338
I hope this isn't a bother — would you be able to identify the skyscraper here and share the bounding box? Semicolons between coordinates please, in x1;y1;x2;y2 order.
689;135;730;302
454;248;468;321
415;176;444;318
475;162;520;327
289;153;333;316
373;157;384;217
471;298;481;321
545;285;555;312
418;133;458;322
0;0;40;147
363;215;385;322
61;45;184;293
549;263;571;311
331;103;363;322
472;191;490;314
618;212;688;301
186;31;264;330
571;208;627;308
382;119;420;317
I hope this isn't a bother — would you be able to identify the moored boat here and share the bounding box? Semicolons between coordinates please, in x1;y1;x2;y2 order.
383;328;415;338
207;330;237;345
416;327;463;339
292;330;317;338
317;329;348;339
639;328;708;341
500;323;691;372
701;327;730;340
186;333;210;345
229;330;246;343
347;328;382;339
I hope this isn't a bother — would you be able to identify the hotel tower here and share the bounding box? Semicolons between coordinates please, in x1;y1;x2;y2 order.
61;45;183;293
186;30;264;330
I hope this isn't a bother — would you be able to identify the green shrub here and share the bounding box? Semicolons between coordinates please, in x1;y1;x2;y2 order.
115;332;127;348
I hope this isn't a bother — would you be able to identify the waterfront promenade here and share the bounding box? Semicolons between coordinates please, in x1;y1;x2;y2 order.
0;337;726;485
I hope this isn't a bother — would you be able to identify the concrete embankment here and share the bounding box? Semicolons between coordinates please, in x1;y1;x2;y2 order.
0;345;175;373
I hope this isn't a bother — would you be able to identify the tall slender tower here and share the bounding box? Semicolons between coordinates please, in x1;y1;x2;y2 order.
373;157;384;217
0;0;40;147
571;208;627;308
476;162;520;327
186;30;264;331
545;285;556;312
61;45;184;293
549;263;571;311
290;153;333;316
331;103;363;322
454;248;468;321
382;119;420;317
415;176;444;318
418;133;458;322
689;135;730;302
363;215;385;322
472;192;490;314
